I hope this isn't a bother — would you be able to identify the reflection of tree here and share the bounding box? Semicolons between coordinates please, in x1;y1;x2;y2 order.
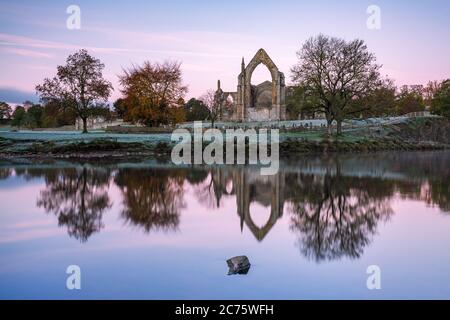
37;167;111;242
0;168;12;180
115;169;185;233
15;167;66;183
185;169;208;186
391;177;450;213
426;173;450;212
288;162;393;262
3;149;447;255
195;168;234;209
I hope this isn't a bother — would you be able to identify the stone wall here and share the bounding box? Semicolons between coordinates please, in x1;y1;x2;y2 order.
246;107;281;121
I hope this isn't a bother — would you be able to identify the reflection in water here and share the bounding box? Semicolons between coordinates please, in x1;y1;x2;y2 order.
287;165;393;262
427;174;450;212
234;169;285;241
195;168;284;241
0;167;12;180
3;151;449;261
29;167;111;242
114;168;185;233
195;168;234;209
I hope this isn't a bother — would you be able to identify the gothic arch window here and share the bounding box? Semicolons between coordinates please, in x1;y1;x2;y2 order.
245;49;279;82
250;63;273;86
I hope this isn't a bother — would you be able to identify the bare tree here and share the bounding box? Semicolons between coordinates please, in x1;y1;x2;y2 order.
291;35;383;135
199;89;219;128
36;49;113;133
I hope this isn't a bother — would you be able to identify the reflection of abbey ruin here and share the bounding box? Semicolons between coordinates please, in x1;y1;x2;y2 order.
236;170;285;241
202;165;395;261
203;168;285;241
5;151;448;260
215;49;286;121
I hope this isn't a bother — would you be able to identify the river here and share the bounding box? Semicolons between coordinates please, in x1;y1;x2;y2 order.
0;151;449;299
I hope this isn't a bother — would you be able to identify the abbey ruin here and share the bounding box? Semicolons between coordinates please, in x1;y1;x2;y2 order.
214;48;287;122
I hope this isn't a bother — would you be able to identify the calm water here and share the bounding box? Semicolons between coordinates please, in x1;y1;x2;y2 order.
0;151;449;299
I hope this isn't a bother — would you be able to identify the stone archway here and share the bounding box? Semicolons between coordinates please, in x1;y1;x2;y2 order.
245;49;279;107
235;48;286;121
245;49;279;80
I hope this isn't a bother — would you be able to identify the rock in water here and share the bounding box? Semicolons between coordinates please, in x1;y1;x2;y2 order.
226;255;251;275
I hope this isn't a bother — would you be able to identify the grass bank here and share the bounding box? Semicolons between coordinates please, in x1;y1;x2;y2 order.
0;117;449;159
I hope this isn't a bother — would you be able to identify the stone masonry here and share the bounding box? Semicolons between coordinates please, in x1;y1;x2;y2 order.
215;48;286;122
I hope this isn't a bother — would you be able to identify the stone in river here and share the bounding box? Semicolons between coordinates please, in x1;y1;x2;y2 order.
226;255;251;275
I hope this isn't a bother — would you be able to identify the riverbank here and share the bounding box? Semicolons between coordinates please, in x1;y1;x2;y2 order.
1;117;449;160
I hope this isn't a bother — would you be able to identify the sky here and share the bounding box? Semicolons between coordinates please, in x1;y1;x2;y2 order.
0;0;449;105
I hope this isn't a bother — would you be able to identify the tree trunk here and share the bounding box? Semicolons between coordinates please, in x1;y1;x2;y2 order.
82;117;88;133
336;120;342;136
326;117;333;138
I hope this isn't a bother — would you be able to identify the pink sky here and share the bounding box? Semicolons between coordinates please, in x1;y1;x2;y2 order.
0;1;449;104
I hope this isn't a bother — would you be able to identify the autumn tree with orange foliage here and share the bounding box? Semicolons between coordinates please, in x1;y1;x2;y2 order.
119;61;187;126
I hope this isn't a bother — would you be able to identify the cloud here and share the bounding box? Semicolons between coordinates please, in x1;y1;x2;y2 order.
0;29;273;98
0;87;38;104
0;33;78;51
1;47;53;58
87;26;258;58
0;29;256;59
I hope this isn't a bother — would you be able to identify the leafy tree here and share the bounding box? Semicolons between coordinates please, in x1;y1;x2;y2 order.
118;61;187;126
431;79;450;119
347;79;397;118
89;103;114;121
11;105;26;129
168;102;186;124
113;98;127;119
291;34;383;135
36;49;113;133
184;98;210;121
24;104;44;128
286;85;320;120
0;102;12;120
395;85;425;115
40;101;75;128
41;100;77;128
423;80;440;107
